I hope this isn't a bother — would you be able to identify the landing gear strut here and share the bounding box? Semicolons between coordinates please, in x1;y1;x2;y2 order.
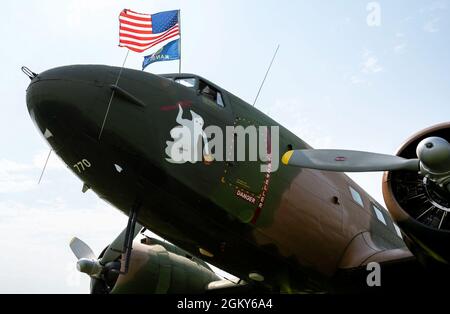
120;198;142;274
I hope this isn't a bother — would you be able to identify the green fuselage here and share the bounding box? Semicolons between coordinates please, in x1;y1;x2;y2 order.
26;65;406;293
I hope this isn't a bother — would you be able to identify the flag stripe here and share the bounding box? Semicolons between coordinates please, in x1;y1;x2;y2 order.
119;32;156;41
120;32;180;49
124;9;151;19
119;26;153;35
120;25;179;43
119;18;152;29
120;34;180;53
120;12;151;22
119;32;175;42
120;35;179;50
119;23;152;32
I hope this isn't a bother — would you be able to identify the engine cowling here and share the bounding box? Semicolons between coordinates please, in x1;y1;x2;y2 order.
91;237;221;294
383;122;450;265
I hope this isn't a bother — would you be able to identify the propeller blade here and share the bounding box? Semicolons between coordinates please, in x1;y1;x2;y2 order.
70;237;96;260
282;149;420;172
100;223;143;264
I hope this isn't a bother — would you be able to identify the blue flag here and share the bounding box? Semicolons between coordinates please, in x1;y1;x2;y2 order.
142;39;180;70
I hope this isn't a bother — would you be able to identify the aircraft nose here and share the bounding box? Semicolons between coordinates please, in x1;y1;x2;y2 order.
26;65;111;140
26;74;59;136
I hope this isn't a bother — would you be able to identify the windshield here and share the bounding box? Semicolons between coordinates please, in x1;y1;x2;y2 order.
175;77;196;88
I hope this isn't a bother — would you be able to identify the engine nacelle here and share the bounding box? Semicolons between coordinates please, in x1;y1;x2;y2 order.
91;237;220;294
383;122;450;265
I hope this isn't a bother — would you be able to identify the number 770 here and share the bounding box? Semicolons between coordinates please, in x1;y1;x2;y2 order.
73;159;92;173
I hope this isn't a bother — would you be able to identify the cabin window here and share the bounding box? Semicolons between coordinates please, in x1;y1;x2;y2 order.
372;204;387;226
175;78;196;88
199;80;225;108
217;92;225;108
349;186;364;207
393;223;403;238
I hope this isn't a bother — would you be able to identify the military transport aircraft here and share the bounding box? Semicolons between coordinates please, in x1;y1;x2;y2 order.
23;65;450;294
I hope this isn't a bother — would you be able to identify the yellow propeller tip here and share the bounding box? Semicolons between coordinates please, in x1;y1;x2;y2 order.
282;150;294;165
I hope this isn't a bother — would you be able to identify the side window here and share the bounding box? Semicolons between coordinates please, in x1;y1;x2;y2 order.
175;78;196;88
372;204;387;226
349;186;364;208
217;91;225;108
199;81;225;108
393;223;403;238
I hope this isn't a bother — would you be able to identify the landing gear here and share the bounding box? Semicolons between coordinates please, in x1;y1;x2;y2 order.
120;198;142;274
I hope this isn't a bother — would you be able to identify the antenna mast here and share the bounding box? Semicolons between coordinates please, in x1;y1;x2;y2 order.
253;44;280;107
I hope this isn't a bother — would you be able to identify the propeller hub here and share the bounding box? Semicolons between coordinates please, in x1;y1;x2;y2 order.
417;137;450;174
76;258;103;277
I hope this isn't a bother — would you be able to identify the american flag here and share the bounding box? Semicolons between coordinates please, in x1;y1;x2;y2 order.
119;9;180;53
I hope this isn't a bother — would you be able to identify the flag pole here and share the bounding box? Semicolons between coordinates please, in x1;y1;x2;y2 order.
178;9;182;74
98;49;130;140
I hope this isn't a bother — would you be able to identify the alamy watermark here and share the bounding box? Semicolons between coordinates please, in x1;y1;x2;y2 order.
165;105;280;172
367;2;381;27
366;262;381;287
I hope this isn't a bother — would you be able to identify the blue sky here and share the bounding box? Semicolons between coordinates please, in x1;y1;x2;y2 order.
0;1;449;293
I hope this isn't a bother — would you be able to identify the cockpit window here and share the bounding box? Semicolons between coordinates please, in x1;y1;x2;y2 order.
175;78;196;88
217;92;225;108
199;80;225;108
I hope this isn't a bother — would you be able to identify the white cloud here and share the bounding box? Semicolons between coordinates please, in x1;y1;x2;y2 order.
32;150;66;171
0;159;36;193
362;50;383;74
0;159;33;172
0;197;127;293
267;98;334;148
0;150;67;193
347;50;383;85
66;1;112;29
350;75;366;85
0;172;36;194
393;33;407;54
394;43;407;54
419;1;447;16
426;1;447;12
0;196;239;293
424;17;440;33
